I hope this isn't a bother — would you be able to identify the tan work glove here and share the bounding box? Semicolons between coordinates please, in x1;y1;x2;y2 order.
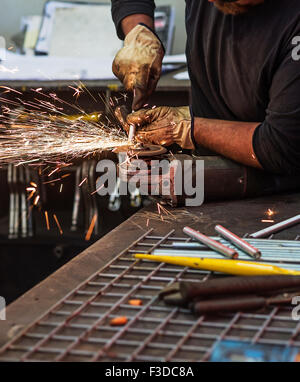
126;106;195;150
112;24;164;110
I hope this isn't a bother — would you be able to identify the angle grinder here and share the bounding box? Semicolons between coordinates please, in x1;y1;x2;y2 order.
113;105;167;158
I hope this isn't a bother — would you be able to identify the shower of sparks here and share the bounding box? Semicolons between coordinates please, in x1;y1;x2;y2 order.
0;85;128;165
0;84;134;240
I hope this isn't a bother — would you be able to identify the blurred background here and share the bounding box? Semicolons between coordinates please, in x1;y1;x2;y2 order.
1;0;186;55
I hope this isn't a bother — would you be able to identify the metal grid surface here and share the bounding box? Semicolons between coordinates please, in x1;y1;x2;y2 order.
1;228;300;362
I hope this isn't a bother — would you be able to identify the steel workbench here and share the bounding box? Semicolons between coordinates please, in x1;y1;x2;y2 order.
0;192;300;361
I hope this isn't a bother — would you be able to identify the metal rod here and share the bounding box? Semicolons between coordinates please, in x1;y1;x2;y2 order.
71;165;81;232
152;249;300;269
19;166;27;238
25;167;34;237
250;215;300;238
128;124;136;142
13;166;19;239
8;165;15;239
215;225;261;259
183;226;238;259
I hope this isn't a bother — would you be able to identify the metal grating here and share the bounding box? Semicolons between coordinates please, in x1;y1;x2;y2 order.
1;228;300;362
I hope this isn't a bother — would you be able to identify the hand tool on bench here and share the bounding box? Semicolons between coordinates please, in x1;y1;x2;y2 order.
134;253;300;276
159;276;300;314
191;290;300;315
159;275;300;302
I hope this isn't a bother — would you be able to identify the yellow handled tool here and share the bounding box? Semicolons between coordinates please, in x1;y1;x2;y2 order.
134;254;300;276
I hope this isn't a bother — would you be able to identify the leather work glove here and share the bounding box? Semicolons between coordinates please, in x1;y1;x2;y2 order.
126;106;195;150
112;24;165;110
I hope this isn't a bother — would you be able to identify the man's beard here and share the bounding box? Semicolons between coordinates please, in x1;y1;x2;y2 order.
213;1;254;15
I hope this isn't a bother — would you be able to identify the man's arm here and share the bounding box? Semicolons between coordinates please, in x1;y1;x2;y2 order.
195;30;300;175
111;0;155;39
193;118;262;169
121;14;154;36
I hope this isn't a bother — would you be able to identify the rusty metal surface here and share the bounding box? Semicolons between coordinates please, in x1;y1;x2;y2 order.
0;192;300;360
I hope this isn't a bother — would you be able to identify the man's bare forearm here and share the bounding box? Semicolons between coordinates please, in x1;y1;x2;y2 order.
193;117;263;169
121;14;154;36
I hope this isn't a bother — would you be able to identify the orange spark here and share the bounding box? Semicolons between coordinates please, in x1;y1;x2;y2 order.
53;214;63;235
90;183;104;195
78;177;87;187
266;208;275;217
85;214;97;241
45;211;50;230
48;167;60;177
43;178;61;185
27;189;36;200
61;173;71;179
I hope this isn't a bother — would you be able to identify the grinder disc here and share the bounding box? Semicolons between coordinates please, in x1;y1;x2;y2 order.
128;144;167;157
112;143;167;157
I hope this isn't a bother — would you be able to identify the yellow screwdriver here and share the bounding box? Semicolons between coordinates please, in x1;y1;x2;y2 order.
134;254;300;276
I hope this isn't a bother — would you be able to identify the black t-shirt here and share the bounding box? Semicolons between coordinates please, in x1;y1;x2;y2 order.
111;0;300;174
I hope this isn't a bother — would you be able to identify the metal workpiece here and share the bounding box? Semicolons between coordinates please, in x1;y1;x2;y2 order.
25;166;34;238
1;229;300;362
128;124;136;142
19;166;27;239
215;225;261;259
250;215;300;238
7;165;35;239
70;159;100;237
70;165;82;232
183;226;239;259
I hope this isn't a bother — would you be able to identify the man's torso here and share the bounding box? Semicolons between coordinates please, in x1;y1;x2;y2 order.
185;0;300;121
